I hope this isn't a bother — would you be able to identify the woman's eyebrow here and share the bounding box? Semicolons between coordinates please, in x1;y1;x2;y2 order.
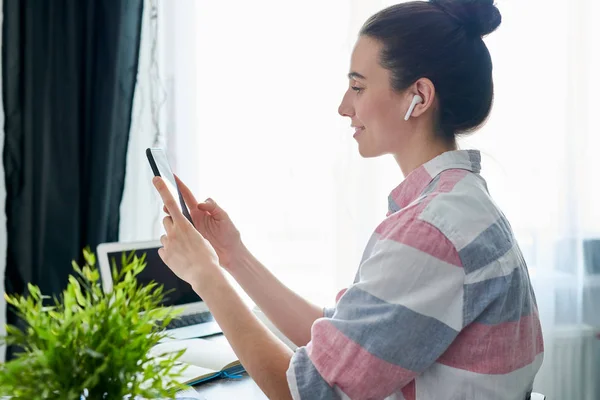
348;71;367;80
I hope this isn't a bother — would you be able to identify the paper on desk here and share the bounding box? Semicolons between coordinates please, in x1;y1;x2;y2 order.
170;360;216;384
175;387;206;399
131;389;205;399
150;338;238;372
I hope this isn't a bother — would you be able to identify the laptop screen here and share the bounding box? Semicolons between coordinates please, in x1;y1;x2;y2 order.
106;247;202;307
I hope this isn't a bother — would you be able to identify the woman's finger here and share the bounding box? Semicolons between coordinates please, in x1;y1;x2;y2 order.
160;234;168;248
158;246;166;262
163;205;170;215
163;216;174;234
174;174;199;211
197;198;227;221
153;177;187;224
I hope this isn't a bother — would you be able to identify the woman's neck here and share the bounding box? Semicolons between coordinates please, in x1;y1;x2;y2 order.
393;135;457;178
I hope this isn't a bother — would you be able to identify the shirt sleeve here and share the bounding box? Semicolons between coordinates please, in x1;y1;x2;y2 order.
287;216;466;399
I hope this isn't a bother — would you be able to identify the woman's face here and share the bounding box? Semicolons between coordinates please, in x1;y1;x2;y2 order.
338;36;411;158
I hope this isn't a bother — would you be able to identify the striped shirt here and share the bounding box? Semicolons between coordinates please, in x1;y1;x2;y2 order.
286;150;544;400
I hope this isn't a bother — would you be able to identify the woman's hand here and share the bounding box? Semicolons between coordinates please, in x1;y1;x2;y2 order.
153;176;221;287
155;176;293;400
165;175;244;269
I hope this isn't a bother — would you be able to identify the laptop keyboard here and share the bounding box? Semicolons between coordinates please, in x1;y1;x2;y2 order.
166;312;214;330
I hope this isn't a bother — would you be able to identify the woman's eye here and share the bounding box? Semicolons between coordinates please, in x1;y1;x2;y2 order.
351;86;363;93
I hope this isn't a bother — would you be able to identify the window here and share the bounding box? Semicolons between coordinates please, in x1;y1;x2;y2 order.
126;0;600;322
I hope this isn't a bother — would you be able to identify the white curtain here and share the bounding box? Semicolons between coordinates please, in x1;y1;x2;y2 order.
123;0;600;397
459;1;600;396
121;0;203;243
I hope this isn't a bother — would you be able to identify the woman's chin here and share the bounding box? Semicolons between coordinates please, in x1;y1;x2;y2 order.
355;134;383;158
357;144;379;158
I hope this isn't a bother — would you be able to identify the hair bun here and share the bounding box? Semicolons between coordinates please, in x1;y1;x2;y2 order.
430;0;501;38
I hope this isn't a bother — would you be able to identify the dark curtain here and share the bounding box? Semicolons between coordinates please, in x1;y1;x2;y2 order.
2;0;144;359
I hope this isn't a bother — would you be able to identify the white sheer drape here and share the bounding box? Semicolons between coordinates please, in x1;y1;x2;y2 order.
123;0;600;397
119;0;165;243
458;1;600;396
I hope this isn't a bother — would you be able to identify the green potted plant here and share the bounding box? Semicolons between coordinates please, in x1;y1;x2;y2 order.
0;248;186;399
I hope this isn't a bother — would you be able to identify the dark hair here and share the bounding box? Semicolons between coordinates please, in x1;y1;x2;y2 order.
360;0;502;141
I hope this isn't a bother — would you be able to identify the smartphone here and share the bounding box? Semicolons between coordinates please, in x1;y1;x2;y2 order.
146;148;193;223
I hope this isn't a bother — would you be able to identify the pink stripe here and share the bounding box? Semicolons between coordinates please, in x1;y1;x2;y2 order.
389;166;432;211
388;168;469;215
401;380;416;400
335;288;347;303
376;203;462;267
308;319;415;399
378;169;469;267
438;314;544;374
435;169;470;193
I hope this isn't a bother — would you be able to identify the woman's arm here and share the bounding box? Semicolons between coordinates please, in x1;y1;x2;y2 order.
225;244;325;347
193;268;294;400
151;177;313;398
171;176;323;347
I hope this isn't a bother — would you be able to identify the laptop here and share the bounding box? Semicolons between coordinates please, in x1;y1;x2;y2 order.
97;240;222;341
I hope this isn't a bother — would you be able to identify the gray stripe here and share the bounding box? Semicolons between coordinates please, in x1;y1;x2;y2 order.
420;174;441;197
323;307;335;319
464;266;534;326
293;348;337;399
331;287;458;372
467;149;482;172
459;216;514;274
388;195;400;214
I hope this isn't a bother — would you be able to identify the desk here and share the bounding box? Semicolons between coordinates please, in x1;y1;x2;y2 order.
192;334;268;399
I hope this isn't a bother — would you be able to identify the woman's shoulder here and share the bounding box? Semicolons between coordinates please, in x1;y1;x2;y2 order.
423;168;499;223
379;169;515;262
420;170;517;269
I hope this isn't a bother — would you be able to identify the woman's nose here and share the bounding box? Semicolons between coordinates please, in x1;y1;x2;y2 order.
338;91;354;118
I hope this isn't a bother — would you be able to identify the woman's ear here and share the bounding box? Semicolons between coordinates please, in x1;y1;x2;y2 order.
407;78;436;119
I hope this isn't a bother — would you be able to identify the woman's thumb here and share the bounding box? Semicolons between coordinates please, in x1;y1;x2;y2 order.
198;198;219;213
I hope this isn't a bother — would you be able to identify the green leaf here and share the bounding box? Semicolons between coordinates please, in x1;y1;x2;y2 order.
0;247;185;398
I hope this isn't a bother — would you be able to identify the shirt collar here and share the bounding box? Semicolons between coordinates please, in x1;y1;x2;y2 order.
387;149;481;214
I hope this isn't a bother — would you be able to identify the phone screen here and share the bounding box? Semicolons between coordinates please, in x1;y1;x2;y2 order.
146;148;192;222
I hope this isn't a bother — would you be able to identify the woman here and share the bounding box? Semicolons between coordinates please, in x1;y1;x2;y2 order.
153;0;544;398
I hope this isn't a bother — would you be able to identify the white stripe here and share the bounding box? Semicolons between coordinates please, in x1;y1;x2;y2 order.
360;233;379;265
333;386;352;400
419;174;502;251
464;241;520;285
333;386;405;400
423;150;474;178
384;392;406;400
358;237;465;331
416;353;543;400
286;360;301;400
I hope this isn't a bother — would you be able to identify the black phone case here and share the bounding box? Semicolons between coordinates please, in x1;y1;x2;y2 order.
146;148;193;223
146;148;161;177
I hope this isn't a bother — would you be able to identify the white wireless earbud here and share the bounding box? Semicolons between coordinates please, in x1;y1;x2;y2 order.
404;94;423;121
